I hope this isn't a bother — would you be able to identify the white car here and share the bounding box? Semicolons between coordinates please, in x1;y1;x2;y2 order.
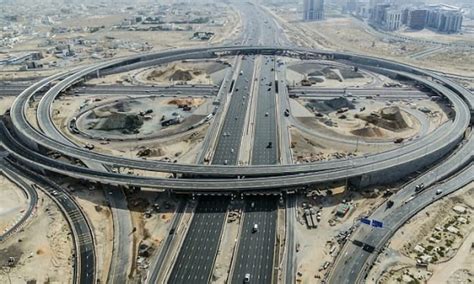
244;273;250;283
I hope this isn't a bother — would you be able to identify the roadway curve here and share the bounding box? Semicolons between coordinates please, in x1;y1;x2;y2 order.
2;46;472;192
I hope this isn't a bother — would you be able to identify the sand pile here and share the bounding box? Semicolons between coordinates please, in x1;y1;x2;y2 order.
168;98;204;107
147;64;203;82
169;69;194;81
358;106;410;131
92;112;143;132
351;126;385;137
306;97;355;113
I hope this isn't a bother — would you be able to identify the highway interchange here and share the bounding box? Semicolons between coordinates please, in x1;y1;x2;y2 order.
0;1;472;284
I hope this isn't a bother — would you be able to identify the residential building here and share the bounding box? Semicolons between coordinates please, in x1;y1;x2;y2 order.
303;0;325;21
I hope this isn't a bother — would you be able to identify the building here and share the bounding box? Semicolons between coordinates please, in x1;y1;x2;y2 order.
303;0;325;21
426;4;463;33
407;9;428;30
384;8;402;30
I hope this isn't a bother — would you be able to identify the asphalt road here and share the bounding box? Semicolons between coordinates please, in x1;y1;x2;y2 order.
231;197;278;284
73;84;217;97
251;56;279;165
168;197;229;284
289;88;429;100
147;200;185;283
0;159;38;241
212;57;256;165
9;47;472;179
4;159;96;284
329;131;474;283
285;195;297;284
0;85;27;96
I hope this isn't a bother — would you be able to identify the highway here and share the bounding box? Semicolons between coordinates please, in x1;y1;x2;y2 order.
289;87;430;100
329;130;474;283
7;48;471;179
230;6;283;283
231;197;278;284
2;158;96;284
0;159;38;241
168;197;229;284
1;47;472;191
0;85;27;96
73;84;217;97
211;56;256;165
331;163;473;284
147;200;185;283
251;56;279;165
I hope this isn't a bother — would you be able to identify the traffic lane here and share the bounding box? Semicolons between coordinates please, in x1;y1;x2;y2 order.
332;164;473;283
212;57;256;165
231;198;277;284
252;56;278;165
168;198;229;284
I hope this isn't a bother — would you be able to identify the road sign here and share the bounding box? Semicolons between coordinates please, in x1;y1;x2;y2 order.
360;218;371;225
371;220;383;228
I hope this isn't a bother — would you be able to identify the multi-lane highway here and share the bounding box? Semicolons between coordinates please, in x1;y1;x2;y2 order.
0;84;27;96
1;158;96;284
168;4;280;282
212;56;256;165
0;159;38;241
168;197;229;284
1;2;472;284
231;197;278;284
289;87;430;99
74;84;217;97
329;129;474;283
6;46;471;183
251;56;279;165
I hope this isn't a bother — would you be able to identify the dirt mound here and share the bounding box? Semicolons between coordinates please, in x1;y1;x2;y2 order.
147;64;204;82
169;69;193;81
93;112;143;132
351;126;385;137
359;106;410;131
167;98;204;107
306;97;355;114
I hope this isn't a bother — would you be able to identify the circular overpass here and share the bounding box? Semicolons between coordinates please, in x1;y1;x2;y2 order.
2;46;473;192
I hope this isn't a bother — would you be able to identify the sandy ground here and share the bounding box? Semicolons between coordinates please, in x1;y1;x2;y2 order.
76;96;208;139
367;182;474;284
134;61;229;86
0;3;239;81
0;175;29;234
0;190;73;283
51;94;208;165
295;184;391;282
272;9;474;77
126;191;180;280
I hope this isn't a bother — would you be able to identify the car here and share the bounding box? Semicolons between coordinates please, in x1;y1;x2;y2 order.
436;189;442;195
415;183;425;192
244;273;250;283
252;224;258;233
265;112;269;117
224;160;228;165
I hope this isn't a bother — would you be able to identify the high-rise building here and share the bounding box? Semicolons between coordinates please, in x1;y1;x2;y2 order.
303;0;325;21
426;4;463;33
384;8;402;30
407;9;428;30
